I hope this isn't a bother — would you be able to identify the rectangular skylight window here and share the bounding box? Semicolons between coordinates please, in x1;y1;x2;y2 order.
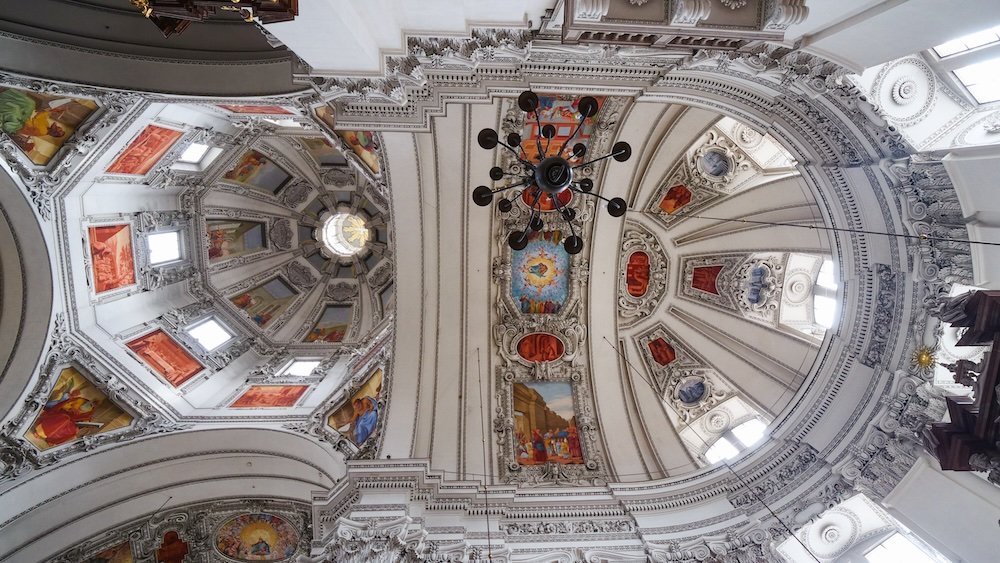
933;25;1000;57
732;419;767;447
147;231;181;265
816;259;837;290
178;142;210;164
284;360;321;377
186;318;233;352
954;56;1000;103
865;533;937;563
705;437;739;464
814;295;837;329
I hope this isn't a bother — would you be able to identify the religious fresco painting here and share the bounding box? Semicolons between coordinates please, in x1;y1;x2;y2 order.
155;531;188;563
691;264;724;295
215;513;299;562
305;305;352;343
648;338;677;366
301;136;345;167
659;184;692;215
519;95;604;162
511;230;569;314
207;220;265;262
625;251;651;297
88;224;136;294
0;87;98;165
517;333;565;363
105;124;183;175
676;377;707;405
231;385;308;408
23;366;133;451
327;369;383;446
223;150;293;194
512;381;583;465
334;130;380;174
314;104;336;130
230;277;298;328
217;104;292;115
126;329;203;387
84;542;134;563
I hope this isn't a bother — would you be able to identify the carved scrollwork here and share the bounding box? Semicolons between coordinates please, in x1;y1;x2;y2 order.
269;218;294;250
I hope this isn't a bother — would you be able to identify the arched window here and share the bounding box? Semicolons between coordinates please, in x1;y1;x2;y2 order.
703;418;768;464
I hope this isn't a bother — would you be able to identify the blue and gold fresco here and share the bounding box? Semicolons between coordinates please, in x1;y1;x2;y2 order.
511;230;569;314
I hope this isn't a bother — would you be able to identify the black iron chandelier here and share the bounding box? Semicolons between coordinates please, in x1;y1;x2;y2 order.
472;91;632;255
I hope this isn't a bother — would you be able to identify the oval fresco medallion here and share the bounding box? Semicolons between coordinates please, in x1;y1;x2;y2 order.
517;333;565;363
625;251;650;297
676;377;707;405
215;513;299;562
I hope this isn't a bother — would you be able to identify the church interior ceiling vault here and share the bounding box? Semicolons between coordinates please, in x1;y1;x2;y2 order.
0;1;986;561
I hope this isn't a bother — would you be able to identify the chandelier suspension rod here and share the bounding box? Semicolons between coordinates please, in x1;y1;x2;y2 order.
488;179;530;195
531;104;546;158
568;185;614;203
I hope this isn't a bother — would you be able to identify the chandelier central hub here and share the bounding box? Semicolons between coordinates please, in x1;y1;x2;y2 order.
535;156;574;193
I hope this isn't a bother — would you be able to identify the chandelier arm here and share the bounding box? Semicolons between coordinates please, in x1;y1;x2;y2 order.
569;185;614;204
491;178;530;194
497;141;536;169
558;114;588;157
550;190;579;240
572;147;628;169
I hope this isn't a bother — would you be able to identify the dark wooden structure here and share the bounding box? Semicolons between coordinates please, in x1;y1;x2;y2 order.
132;0;298;37
924;291;1000;471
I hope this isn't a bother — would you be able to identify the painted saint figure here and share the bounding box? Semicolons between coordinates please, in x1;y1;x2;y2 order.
349;395;379;445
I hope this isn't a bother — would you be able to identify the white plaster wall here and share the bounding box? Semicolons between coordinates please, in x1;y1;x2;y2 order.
883;453;1000;563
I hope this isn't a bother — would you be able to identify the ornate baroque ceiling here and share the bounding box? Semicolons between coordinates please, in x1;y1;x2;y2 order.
0;1;976;562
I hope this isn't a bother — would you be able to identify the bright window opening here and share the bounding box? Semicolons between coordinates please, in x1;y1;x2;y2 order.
816;259;837;290
814;295;837;329
954;57;1000;103
178;143;210;164
186;318;233;352
732;418;767;447
933;25;1000;57
865;533;938;563
320;212;370;257
147;231;181;265
284;360;321;377
705;437;740;464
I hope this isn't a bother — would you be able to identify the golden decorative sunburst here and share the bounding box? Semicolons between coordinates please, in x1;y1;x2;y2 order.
912;345;936;374
340;214;370;246
519;250;563;294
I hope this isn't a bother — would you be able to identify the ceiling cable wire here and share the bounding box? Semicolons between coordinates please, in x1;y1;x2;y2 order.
476;347;494;561
601;337;822;563
636;208;1000;247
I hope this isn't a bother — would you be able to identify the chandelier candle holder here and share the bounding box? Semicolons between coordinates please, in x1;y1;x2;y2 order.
472;91;632;255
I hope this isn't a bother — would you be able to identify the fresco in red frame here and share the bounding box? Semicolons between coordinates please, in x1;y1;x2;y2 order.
691;265;724;295
648;338;677;366
231;385;308;408
625;251;650;297
88;224;136;294
106;125;182;175
126;329;203;387
517;333;565;363
659;184;692;215
521;185;573;212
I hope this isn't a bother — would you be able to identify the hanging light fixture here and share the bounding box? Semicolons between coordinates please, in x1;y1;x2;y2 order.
472;91;632;255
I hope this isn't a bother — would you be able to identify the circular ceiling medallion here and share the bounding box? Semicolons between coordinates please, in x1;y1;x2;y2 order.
318;212;370;257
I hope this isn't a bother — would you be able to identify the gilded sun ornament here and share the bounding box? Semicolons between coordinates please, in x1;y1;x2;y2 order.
912;345;936;375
